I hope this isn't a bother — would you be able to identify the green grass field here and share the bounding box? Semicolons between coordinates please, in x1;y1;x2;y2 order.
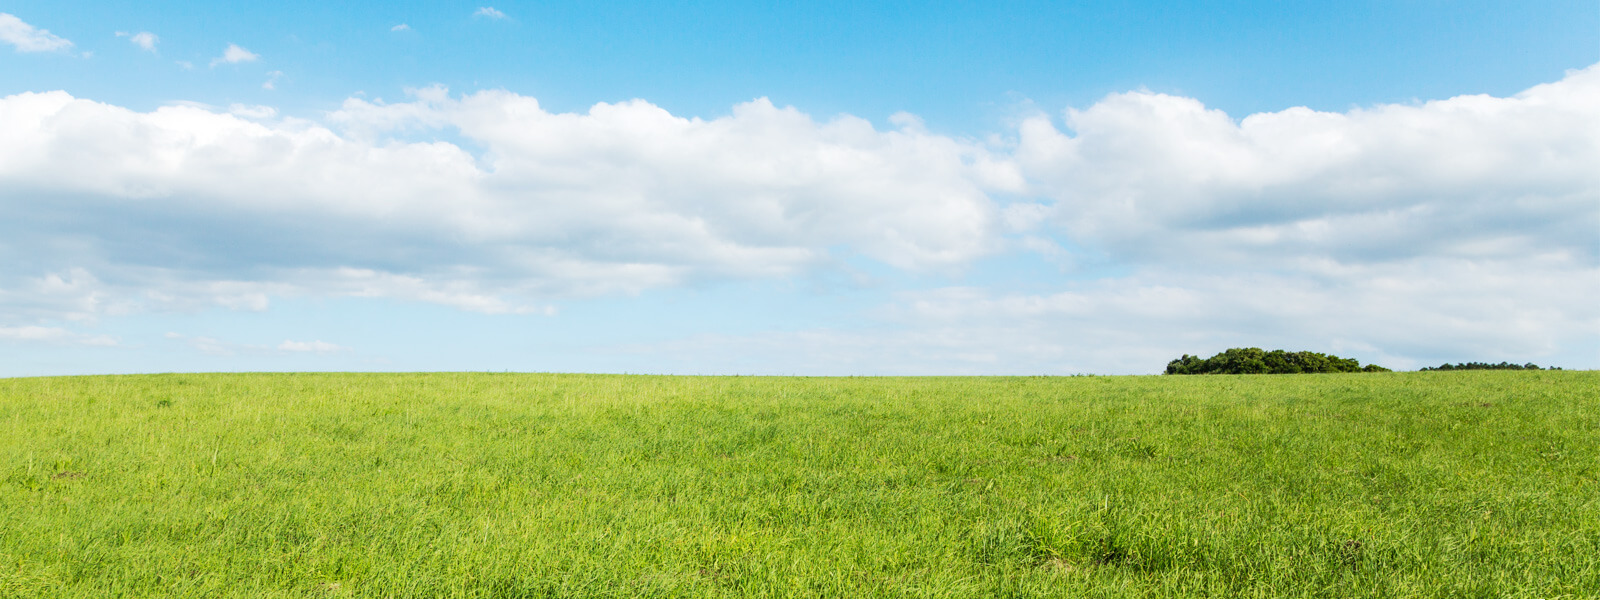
1;371;1595;597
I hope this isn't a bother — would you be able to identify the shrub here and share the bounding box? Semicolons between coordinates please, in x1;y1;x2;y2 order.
1419;362;1558;371
1165;348;1387;375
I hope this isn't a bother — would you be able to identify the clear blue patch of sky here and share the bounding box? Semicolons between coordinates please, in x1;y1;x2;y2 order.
3;0;1594;134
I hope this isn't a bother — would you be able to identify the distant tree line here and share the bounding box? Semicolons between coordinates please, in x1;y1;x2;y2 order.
1419;362;1560;371
1165;348;1390;375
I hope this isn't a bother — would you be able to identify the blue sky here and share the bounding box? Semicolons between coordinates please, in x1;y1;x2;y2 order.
2;1;1597;375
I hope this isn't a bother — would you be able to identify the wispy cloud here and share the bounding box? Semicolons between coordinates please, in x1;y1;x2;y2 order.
161;333;348;356
164;332;239;356
228;103;277;119
262;70;283;90
116;30;158;52
1;325;118;347
391;23;411;32
0;13;74;53
209;43;257;67
278;339;347;353
474;7;507;19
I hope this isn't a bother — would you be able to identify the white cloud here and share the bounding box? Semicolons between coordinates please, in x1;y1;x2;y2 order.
0;87;1004;320
0;325;118;347
228;103;278;119
209;43;257;67
262;70;283;90
391;24;411;32
0;64;1595;371
2;325;73;342
0;268;128;323
278;339;346;353
474;7;507;19
160;333;348;356
0;13;73;52
164;332;238;356
116;30;158;52
1014;66;1600;269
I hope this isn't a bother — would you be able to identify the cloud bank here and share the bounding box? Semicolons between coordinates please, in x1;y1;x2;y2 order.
1014;72;1599;269
0;86;1008;313
1;64;1595;370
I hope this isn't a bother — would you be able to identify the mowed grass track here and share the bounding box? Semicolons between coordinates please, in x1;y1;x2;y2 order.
1;372;1595;597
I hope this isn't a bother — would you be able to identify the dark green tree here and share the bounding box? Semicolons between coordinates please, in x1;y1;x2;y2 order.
1419;361;1553;371
1165;348;1387;375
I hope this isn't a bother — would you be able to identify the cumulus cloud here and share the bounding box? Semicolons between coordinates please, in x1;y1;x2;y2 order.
474;7;507;19
0;87;1005;325
209;43;257;67
1;64;1596;371
0;268;129;323
1014;67;1600;270
0;13;73;52
116;30;158;52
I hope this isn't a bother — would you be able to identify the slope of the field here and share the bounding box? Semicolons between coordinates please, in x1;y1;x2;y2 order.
1;371;1595;597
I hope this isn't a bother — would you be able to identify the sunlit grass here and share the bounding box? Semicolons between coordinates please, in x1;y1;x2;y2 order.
2;371;1595;597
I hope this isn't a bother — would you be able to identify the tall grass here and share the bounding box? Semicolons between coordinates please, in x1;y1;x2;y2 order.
1;371;1595;597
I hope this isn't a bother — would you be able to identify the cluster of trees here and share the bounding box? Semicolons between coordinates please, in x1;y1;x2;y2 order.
1420;362;1560;371
1165;348;1390;375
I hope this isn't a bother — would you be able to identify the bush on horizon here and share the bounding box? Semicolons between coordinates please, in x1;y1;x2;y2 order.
1165;347;1389;375
1420;361;1560;371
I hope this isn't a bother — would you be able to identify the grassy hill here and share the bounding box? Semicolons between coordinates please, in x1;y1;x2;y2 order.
2;371;1595;597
